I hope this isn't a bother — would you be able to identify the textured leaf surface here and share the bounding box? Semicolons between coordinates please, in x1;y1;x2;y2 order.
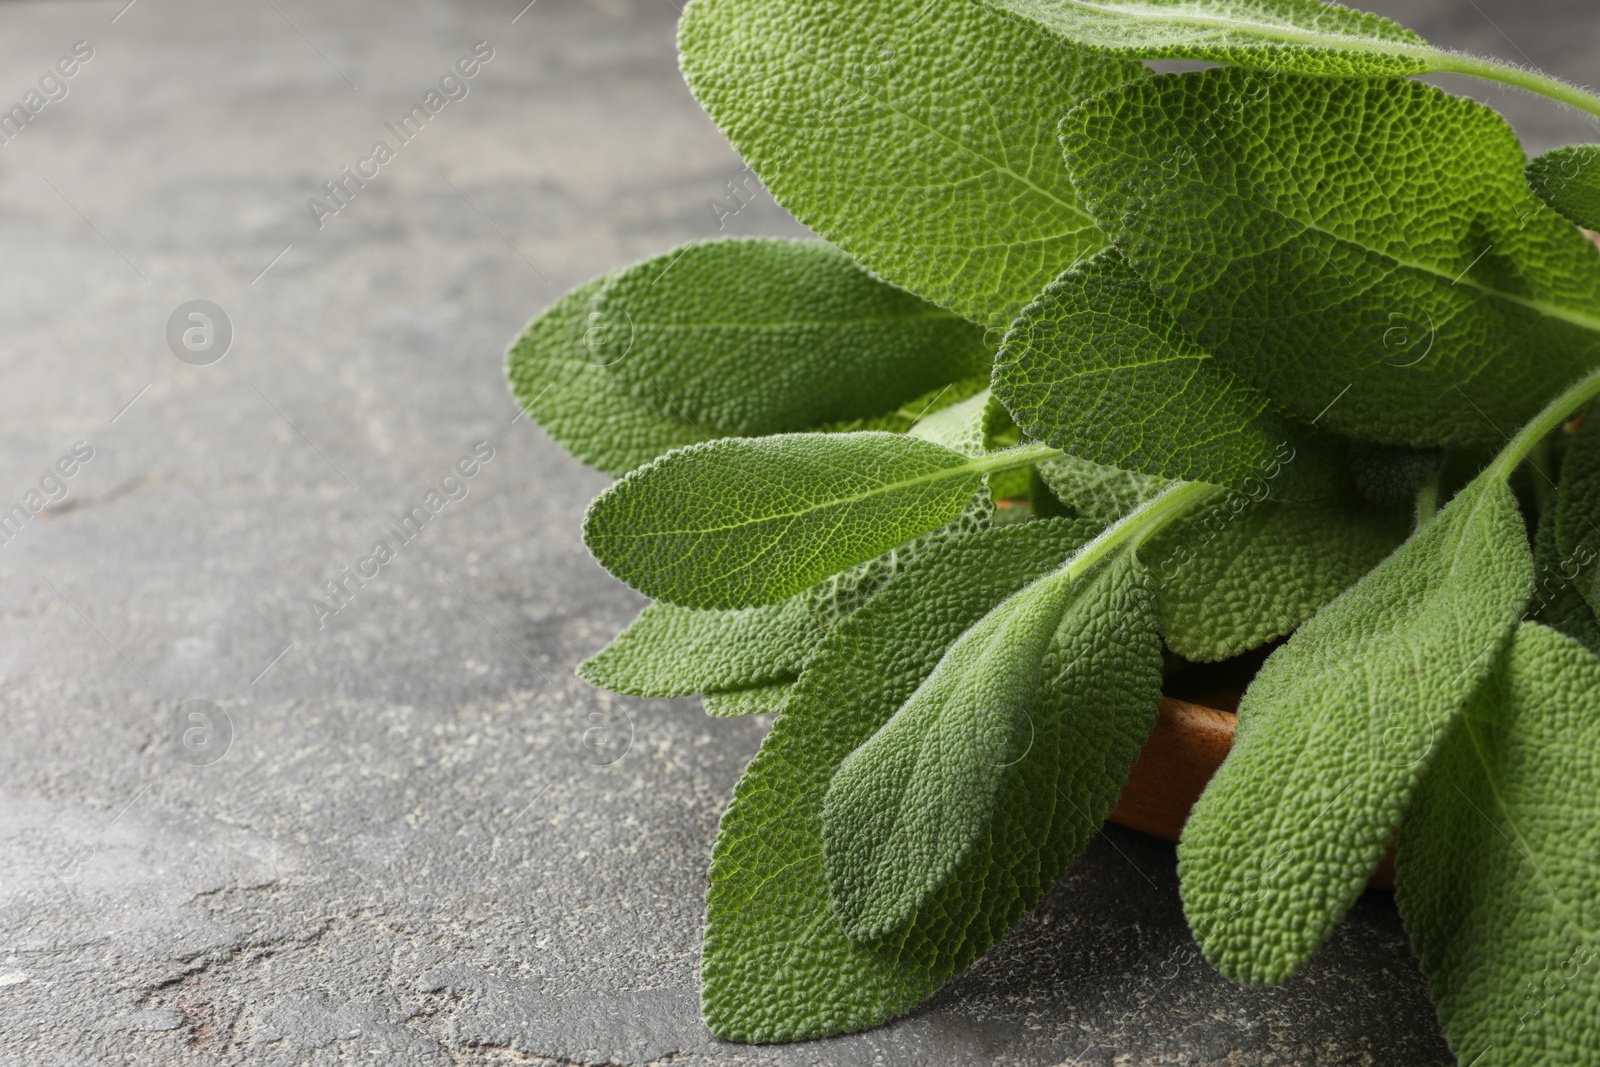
995;248;1341;497
822;551;1150;940
578;596;821;697
1145;493;1409;661
585;432;1003;610
1396;623;1600;1066
1528;145;1600;231
702;682;794;718
1530;498;1600;654
704;519;1161;1040
1347;440;1442;507
1036;452;1171;524
1064;69;1600;447
678;0;1144;327
506;279;722;476
908;390;992;458
1554;413;1600;615
803;491;995;629
987;0;1431;76
1178;473;1531;983
596;239;990;434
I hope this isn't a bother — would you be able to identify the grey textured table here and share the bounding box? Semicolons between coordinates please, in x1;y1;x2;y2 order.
0;0;1592;1063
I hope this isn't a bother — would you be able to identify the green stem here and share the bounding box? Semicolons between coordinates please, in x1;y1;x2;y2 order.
1430;51;1600;126
969;446;1221;571
969;442;1062;475
1060;479;1223;581
1487;366;1600;484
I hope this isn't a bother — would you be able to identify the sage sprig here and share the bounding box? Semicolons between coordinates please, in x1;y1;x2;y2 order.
509;0;1600;1056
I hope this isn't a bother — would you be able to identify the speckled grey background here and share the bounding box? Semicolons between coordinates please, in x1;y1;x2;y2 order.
0;0;1591;1063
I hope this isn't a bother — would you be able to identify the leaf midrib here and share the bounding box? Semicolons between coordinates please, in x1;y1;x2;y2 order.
602;445;1055;541
868;565;1086;895
1037;0;1433;59
1193;202;1600;337
629;311;969;331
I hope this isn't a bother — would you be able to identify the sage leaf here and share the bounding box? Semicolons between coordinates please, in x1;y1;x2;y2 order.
1035;452;1171;524
1063;69;1600;448
995;248;1343;497
1396;623;1600;1065
821;548;1157;941
908;390;993;458
1527;145;1600;231
1347;440;1443;507
985;0;1432;77
595;239;990;434
986;0;1600;116
803;491;995;630
704;518;1158;1040
1179;470;1531;984
1554;412;1600;615
678;0;1145;327
1533;474;1600;654
506;278;723;476
584;432;1049;610
1145;493;1410;662
702;682;793;718
578;596;821;697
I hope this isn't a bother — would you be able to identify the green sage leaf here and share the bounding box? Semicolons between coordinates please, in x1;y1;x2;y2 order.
1063;69;1600;448
1396;622;1600;1065
1178;469;1531;984
802;490;995;630
1035;452;1171;524
585;432;1038;609
821;548;1157;941
1533;471;1600;653
506;278;724;476
678;0;1145;327
1145;492;1410;662
908;390;993;458
595;239;990;434
702;682;794;718
578;596;821;697
1527;145;1600;231
704;518;1159;1040
985;0;1432;77
995;248;1342;497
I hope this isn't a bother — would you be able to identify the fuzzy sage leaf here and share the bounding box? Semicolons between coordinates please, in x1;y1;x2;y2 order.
1063;69;1600;448
1179;466;1532;983
578;596;821;697
506;278;723;476
595;239;990;434
1396;623;1600;1064
987;0;1431;76
994;247;1343;497
703;518;1162;1040
821;544;1158;941
987;0;1600;119
702;682;794;718
1529;495;1600;655
678;0;1145;327
584;432;1054;610
1527;145;1600;232
1145;492;1410;662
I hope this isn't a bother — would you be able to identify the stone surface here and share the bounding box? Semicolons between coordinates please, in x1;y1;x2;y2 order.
0;0;1590;1063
